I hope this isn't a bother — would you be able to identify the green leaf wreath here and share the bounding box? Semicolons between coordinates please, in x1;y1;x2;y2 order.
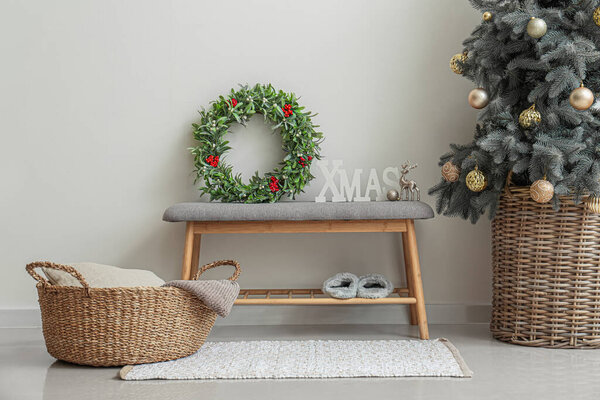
190;83;323;203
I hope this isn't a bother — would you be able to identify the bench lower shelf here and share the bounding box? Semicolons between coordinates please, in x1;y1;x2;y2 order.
235;288;415;305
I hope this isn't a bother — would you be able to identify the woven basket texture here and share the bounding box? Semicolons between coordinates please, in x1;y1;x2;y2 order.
491;187;600;348
26;260;240;366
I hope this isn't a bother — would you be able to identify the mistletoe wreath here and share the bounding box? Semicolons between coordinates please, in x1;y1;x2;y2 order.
191;84;323;203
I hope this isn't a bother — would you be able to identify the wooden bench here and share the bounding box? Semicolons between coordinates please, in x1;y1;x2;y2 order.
163;201;434;339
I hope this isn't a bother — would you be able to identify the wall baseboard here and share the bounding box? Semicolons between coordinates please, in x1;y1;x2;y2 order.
0;304;490;328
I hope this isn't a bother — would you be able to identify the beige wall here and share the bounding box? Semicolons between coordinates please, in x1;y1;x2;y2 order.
1;0;489;310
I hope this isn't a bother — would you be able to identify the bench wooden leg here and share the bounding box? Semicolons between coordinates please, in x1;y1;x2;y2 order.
402;219;429;340
190;233;202;279
402;233;418;326
181;222;201;280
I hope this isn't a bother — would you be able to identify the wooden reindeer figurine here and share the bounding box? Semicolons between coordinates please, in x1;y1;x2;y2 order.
400;161;420;201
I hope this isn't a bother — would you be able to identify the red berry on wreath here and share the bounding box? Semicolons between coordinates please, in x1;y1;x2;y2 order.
269;176;280;192
231;98;238;107
282;104;293;117
308;156;313;161
205;155;219;167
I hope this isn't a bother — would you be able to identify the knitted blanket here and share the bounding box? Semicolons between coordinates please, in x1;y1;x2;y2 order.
163;280;240;317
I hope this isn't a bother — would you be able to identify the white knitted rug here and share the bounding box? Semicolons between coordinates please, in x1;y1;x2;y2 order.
120;339;471;380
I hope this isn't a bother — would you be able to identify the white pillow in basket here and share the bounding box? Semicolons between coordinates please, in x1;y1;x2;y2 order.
42;262;165;288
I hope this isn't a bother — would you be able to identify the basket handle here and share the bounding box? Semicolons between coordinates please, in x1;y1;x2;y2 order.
26;261;90;291
193;260;241;281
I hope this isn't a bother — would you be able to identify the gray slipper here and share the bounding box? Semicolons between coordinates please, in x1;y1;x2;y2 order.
357;274;394;299
322;272;359;299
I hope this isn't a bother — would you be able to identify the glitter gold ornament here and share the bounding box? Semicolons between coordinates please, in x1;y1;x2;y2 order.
519;104;542;129
530;178;554;203
450;51;468;74
466;166;487;192
527;17;547;38
594;7;600;27
586;194;600;213
569;84;594;111
387;189;399;201
442;161;460;182
468;88;490;109
483;11;493;21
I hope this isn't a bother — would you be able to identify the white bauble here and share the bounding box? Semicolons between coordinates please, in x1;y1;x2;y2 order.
527;17;547;39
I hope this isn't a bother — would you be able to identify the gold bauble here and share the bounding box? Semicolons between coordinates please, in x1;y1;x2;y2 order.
594;7;600;27
519;104;542;129
586;195;600;213
483;11;493;21
387;189;399;201
527;17;547;39
450;52;467;74
468;88;490;109
466;166;487;192
530;179;554;204
441;161;460;182
569;85;594;111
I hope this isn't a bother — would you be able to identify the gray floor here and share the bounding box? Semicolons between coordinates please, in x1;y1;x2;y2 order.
2;324;600;400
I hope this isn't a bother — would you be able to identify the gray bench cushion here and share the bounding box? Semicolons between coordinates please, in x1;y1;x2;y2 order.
163;201;434;222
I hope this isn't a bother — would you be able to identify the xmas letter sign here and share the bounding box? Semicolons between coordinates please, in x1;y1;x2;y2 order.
315;160;401;202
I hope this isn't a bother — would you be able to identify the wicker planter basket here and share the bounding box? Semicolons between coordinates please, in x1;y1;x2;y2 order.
26;260;241;366
491;187;600;348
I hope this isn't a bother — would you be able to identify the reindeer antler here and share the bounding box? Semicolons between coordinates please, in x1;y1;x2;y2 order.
402;161;418;170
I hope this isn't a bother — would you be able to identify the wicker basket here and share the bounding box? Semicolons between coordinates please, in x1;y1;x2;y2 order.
26;260;241;366
491;187;600;348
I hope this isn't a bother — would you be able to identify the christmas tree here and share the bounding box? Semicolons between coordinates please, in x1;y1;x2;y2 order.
429;0;600;223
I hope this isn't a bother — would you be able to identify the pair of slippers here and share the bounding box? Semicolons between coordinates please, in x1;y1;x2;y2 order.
322;272;394;299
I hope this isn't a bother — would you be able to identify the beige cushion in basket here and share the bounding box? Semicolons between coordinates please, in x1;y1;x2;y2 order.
42;262;165;288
